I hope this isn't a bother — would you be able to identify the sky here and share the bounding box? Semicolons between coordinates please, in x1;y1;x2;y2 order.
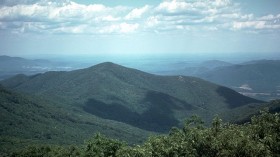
0;0;280;58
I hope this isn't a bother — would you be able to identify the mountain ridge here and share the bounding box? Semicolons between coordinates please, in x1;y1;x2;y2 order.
198;60;280;100
153;59;280;101
1;62;264;132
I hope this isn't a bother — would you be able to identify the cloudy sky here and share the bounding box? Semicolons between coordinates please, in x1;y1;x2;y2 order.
0;0;280;57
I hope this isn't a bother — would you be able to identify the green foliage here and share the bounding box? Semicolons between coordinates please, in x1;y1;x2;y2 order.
9;110;279;157
250;109;280;155
83;133;124;157
117;110;279;157
0;86;152;153
9;134;124;157
10;145;81;157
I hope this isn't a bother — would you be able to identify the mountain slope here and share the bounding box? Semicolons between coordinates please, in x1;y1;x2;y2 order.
1;62;264;132
0;85;153;152
199;60;280;100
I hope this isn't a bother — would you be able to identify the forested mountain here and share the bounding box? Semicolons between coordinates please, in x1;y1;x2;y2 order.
199;60;280;101
1;62;279;155
0;85;153;152
154;60;280;101
1;62;263;132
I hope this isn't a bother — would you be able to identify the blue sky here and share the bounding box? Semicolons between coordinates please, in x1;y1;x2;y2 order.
0;0;280;57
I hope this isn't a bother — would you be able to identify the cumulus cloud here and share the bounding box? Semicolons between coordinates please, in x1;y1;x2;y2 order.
98;23;139;34
0;0;279;34
125;5;149;20
232;21;280;30
155;0;233;16
258;14;280;21
231;14;280;31
146;0;241;32
0;0;131;34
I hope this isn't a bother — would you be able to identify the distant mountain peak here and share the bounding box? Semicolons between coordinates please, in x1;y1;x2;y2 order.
87;62;133;73
94;62;119;67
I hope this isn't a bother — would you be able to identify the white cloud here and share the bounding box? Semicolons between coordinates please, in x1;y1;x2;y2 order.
98;23;139;34
145;16;160;28
99;15;120;22
53;25;87;34
232;21;266;30
213;0;231;7
0;1;130;34
156;1;192;14
119;23;139;33
259;14;275;21
231;13;280;31
155;0;233;15
0;2;116;22
0;0;279;34
125;5;149;20
232;21;280;30
258;14;280;21
149;0;241;32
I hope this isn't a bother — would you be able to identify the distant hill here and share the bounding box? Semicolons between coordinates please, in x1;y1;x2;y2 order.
199;60;280;101
1;62;264;133
153;59;280;101
0;85;153;152
0;55;75;80
154;60;233;76
240;59;277;65
199;60;233;69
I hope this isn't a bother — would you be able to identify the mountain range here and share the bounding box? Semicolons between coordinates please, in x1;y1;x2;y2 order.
1;62;265;129
2;55;279;101
1;61;278;152
0;55;78;80
198;60;280;101
155;59;280;101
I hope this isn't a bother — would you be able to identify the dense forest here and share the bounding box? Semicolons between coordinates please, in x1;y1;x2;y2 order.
2;107;279;157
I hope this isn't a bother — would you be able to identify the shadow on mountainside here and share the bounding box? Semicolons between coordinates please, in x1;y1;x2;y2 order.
83;91;194;132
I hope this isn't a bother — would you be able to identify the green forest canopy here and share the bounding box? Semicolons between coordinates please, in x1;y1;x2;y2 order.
5;109;280;157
